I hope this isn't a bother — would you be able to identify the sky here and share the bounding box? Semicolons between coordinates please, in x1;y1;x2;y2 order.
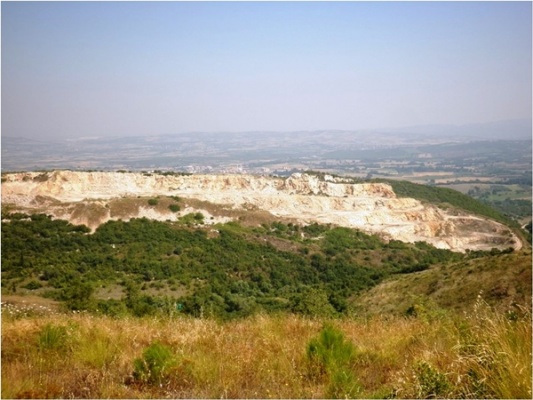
2;1;532;140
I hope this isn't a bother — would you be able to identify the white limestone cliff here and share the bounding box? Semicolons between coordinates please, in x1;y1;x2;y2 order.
1;170;520;252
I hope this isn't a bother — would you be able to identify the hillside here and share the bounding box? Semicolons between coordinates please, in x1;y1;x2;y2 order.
1;170;521;252
0;213;462;320
2;309;530;399
1;209;529;321
351;249;532;316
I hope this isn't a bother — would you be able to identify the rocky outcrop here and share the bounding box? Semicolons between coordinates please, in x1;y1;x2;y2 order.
1;171;520;252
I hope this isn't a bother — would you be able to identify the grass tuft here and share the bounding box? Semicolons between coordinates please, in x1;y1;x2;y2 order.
37;323;70;352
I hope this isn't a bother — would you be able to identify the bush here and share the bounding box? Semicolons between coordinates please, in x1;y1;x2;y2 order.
96;299;128;317
168;204;180;212
414;361;451;398
307;324;355;373
147;198;159;206
179;212;205;225
61;280;95;311
307;324;361;398
194;212;204;222
23;280;43;290
133;341;177;385
290;288;336;317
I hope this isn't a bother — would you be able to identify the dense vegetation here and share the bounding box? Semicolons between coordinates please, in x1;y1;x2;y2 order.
482;198;531;220
2;212;466;320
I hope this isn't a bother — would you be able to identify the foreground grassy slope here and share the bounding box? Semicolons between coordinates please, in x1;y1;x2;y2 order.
351;249;532;316
2;305;530;399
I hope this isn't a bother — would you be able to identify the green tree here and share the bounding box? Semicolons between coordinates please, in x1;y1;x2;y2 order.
61;280;95;311
290;287;336;317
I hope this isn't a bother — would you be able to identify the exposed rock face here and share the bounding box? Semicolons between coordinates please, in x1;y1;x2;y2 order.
1;170;520;252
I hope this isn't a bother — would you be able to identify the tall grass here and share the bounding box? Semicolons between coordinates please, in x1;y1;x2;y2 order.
452;299;532;398
1;302;530;399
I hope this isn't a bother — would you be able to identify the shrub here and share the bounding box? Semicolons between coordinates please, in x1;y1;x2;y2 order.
133;341;177;385
179;212;205;225
147;198;159;206
168;204;180;212
307;324;361;398
23;280;43;290
61;280;95;311
414;361;451;398
193;212;204;222
96;299;128;317
307;324;355;374
290;288;336;317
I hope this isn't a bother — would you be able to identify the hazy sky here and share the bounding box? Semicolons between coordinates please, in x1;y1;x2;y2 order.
2;1;532;139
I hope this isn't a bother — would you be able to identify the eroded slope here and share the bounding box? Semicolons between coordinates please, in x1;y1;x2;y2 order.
1;170;520;252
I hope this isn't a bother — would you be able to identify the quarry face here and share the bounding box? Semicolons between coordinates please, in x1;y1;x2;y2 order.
1;170;521;253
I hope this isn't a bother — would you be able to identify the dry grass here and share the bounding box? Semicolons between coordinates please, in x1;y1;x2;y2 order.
1;303;531;399
181;197;291;228
70;202;109;227
108;198;145;219
352;250;532;316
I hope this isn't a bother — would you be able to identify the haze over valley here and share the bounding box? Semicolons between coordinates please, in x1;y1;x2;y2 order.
4;119;531;174
4;119;531;227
